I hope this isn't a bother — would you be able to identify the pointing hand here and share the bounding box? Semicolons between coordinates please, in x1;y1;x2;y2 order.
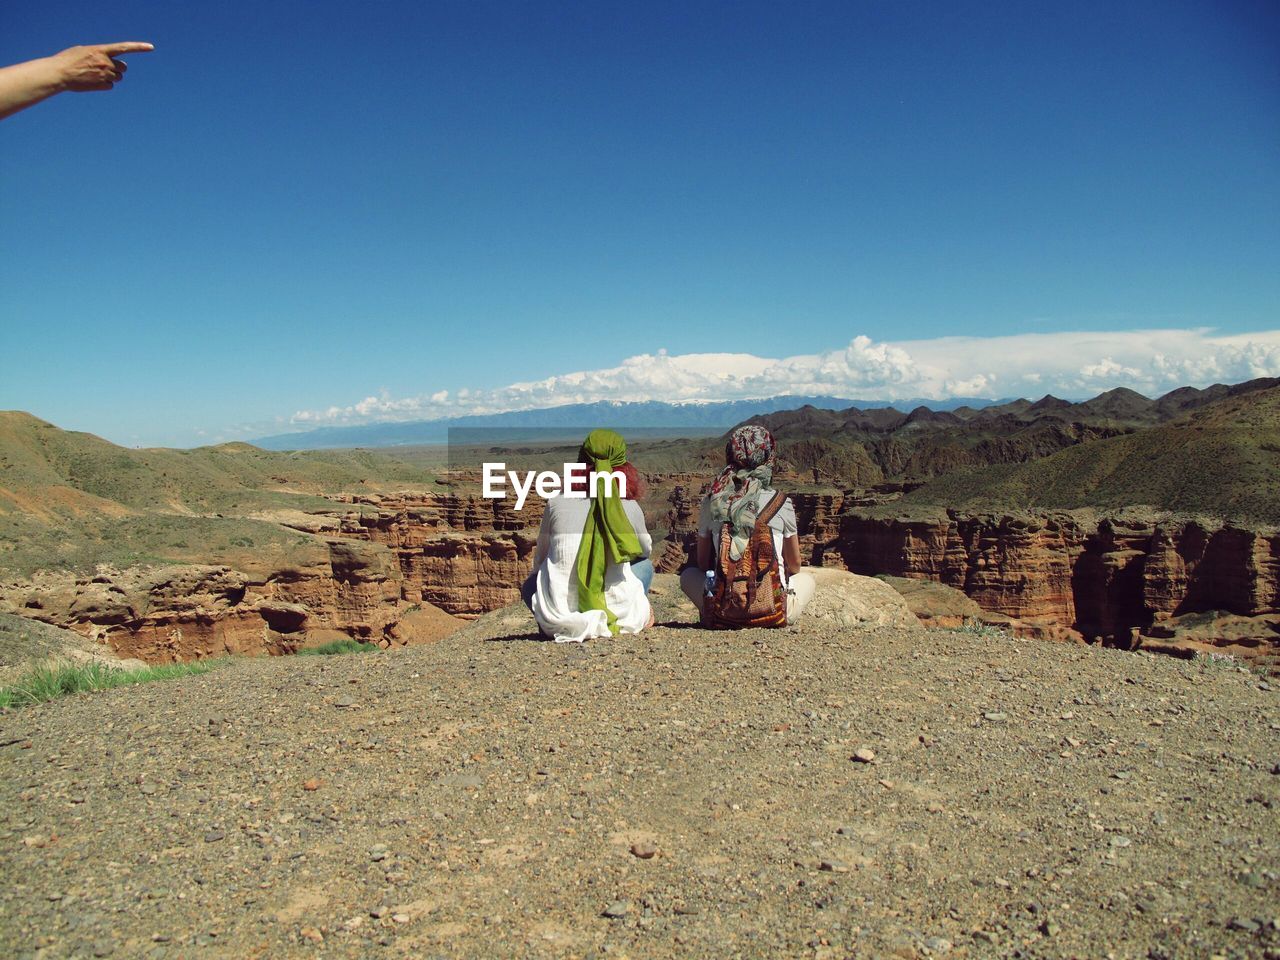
49;42;155;92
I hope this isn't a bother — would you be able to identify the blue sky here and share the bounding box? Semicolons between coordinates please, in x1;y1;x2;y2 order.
1;0;1277;446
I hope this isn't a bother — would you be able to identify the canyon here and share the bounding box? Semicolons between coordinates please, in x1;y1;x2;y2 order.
3;480;1277;668
2;381;1277;668
658;481;1280;663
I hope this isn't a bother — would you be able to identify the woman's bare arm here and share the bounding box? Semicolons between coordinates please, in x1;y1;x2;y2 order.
696;534;713;572
782;535;802;577
0;42;153;121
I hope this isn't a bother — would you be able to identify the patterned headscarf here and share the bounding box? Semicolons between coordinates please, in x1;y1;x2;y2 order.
707;424;776;561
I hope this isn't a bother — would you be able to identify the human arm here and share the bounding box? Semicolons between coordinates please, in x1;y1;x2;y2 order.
532;509;552;569
0;42;153;121
696;533;713;573
694;495;716;571
624;501;652;559
782;535;802;577
776;495;802;576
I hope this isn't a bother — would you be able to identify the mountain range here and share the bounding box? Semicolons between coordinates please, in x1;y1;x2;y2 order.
252;395;1006;449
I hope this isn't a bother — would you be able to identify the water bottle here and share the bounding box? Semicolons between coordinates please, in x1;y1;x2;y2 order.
703;570;716;597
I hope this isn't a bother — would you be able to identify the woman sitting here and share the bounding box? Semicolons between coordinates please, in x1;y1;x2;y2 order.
679;424;816;624
521;429;653;642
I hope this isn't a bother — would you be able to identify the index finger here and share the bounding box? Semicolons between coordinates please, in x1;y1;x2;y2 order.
92;41;155;56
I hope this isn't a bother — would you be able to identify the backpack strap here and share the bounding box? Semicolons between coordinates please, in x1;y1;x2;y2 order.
713;490;787;574
746;490;787;604
754;489;787;529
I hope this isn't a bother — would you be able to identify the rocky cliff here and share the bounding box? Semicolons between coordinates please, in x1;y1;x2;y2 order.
3;381;1277;668
836;510;1280;646
1;537;418;662
323;493;541;618
6;479;1275;668
653;481;1279;665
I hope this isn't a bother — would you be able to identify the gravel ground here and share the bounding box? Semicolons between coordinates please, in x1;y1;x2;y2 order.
1;575;1277;960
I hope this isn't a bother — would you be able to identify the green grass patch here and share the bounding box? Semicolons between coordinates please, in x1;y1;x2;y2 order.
0;659;222;709
950;617;1014;641
296;638;380;656
1190;650;1242;671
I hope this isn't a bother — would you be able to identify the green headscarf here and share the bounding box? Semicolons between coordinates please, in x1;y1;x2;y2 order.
573;429;643;633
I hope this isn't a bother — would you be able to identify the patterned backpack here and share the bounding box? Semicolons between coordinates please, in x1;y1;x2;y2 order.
701;491;789;629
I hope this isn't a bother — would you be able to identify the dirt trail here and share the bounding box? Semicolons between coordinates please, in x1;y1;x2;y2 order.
0;575;1276;959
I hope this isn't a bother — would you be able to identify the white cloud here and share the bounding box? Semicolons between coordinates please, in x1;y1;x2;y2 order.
285;327;1280;428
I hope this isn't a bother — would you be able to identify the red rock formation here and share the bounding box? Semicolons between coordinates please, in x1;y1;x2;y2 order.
652;476;705;573
10;480;1273;667
792;492;849;569
836;509;1279;660
4;537;414;663
328;493;541;616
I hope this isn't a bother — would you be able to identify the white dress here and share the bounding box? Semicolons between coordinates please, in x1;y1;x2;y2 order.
530;497;653;643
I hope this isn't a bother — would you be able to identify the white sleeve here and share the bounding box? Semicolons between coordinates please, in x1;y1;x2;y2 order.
779;497;798;538
533;507;552;567
625;501;652;556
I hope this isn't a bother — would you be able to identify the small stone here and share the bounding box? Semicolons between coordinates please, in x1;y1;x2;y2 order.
1110;835;1131;848
1228;917;1260;933
370;905;391;919
204;830;225;843
629;841;658;860
370;844;390;862
301;778;322;792
47;892;63;902
984;712;1007;723
151;934;171;943
1039;919;1060;937
299;926;323;943
391;914;410;924
140;783;158;796
334;696;356;708
819;859;850;873
602;900;631;919
93;941;115;957
1238;871;1266;889
852;747;876;764
923;937;952;953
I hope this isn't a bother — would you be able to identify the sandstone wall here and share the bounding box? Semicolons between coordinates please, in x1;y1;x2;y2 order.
837;510;1280;648
5;538;406;663
8;485;1275;666
331;493;540;617
654;482;1278;658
